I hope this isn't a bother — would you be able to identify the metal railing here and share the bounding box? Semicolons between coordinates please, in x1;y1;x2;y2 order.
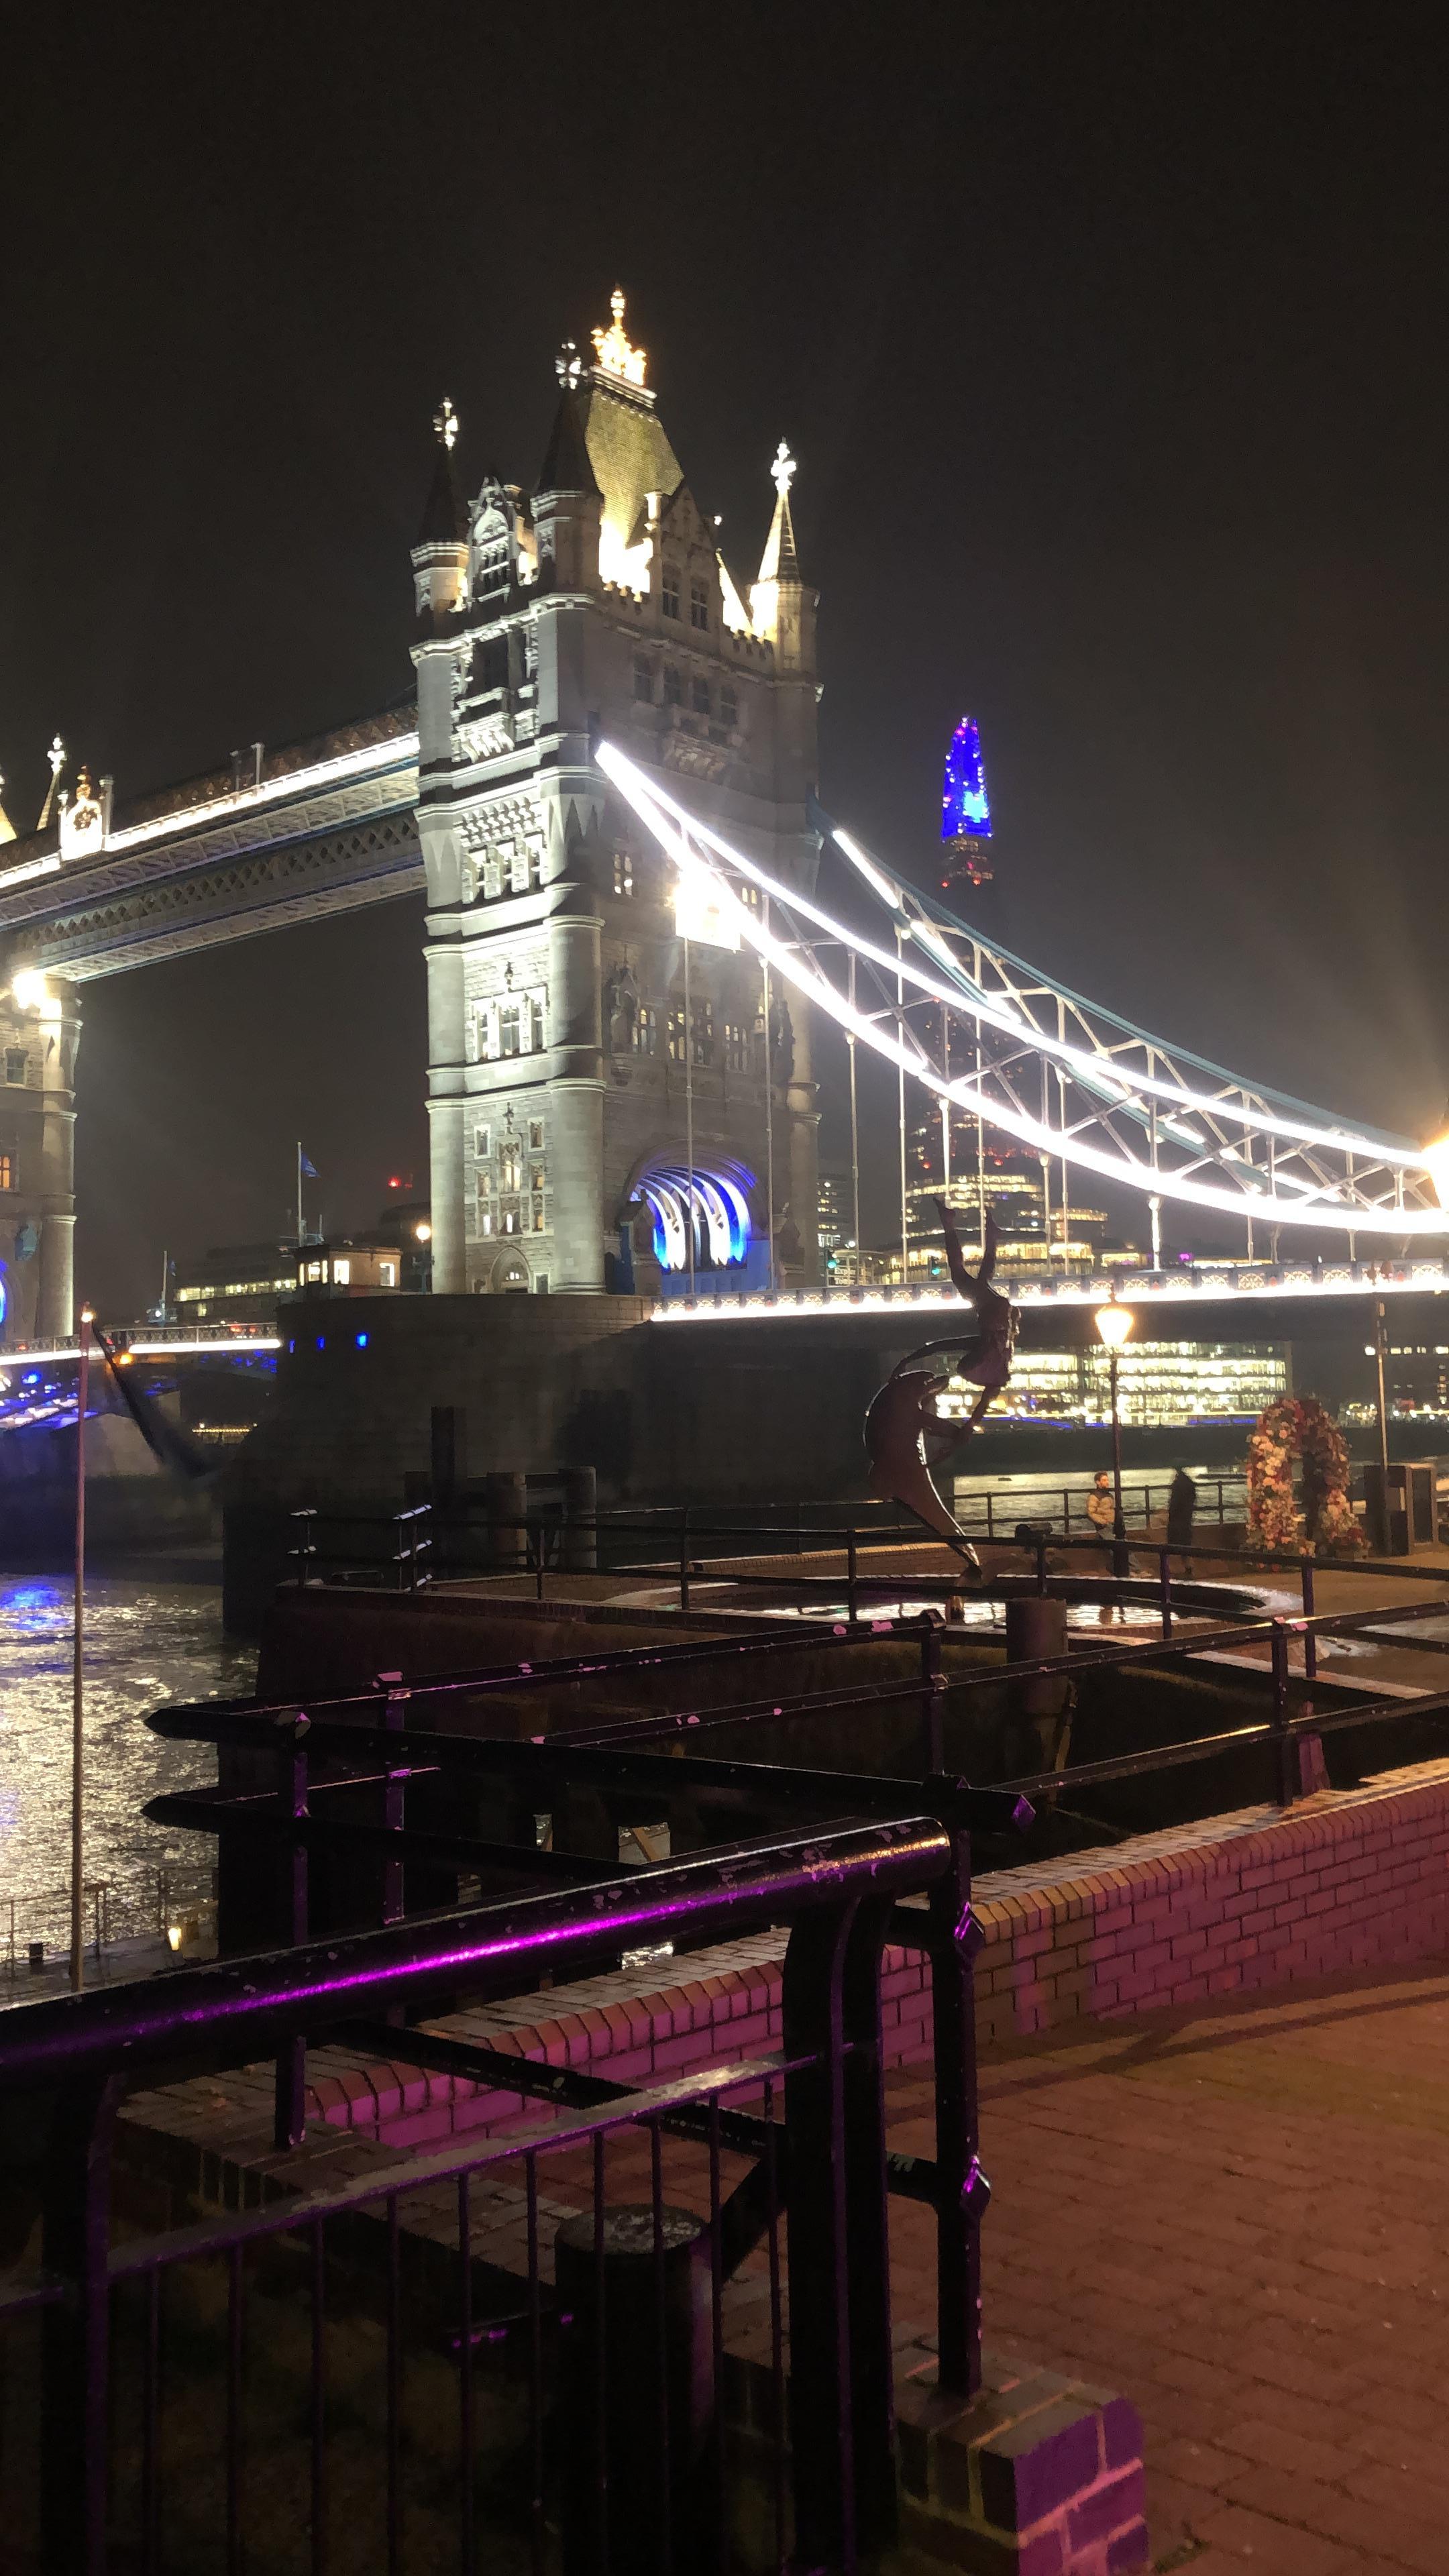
290;1503;433;1592
0;1782;1011;2575
244;1518;1449;1816
1;1865;217;1984
951;1474;1246;1539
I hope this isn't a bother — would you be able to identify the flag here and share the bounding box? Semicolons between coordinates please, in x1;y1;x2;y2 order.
299;1148;319;1180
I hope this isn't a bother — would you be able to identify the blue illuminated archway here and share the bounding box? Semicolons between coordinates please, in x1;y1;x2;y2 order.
629;1157;757;1275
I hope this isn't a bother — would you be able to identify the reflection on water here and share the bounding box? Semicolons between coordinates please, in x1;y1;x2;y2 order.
0;1569;255;1936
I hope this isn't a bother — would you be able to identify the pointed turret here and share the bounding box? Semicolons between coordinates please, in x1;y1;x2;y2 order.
411;399;470;628
755;441;801;585
750;441;814;671
532;353;603;592
536;381;602;501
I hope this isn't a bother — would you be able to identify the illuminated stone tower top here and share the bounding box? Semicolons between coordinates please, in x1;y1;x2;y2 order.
410;289;822;1299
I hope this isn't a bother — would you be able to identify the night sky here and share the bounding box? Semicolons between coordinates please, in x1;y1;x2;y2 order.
4;5;1448;1312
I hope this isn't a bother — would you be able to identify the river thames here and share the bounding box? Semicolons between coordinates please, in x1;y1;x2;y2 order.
0;1563;255;1958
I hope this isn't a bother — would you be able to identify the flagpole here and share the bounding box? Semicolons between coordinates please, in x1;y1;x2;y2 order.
70;1308;93;1994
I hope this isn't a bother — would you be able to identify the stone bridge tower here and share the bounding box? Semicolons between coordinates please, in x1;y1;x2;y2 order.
411;294;820;1298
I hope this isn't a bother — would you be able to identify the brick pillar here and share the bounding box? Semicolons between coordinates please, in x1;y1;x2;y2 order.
896;2347;1147;2573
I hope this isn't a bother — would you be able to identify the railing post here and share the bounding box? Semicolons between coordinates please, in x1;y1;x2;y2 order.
847;1526;859;1628
274;1713;311;2148
1034;1531;1047;1596
374;1671;407;1928
918;1615;945;1772
925;1801;988;2402
782;1892;898;2565
1159;1546;1173;1640
1269;1619;1295;1806
290;1505;316;1588
40;2074;122;2575
1301;1556;1317;1682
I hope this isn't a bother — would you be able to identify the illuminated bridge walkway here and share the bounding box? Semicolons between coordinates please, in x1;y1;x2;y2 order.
600;742;1449;1262
0;712;418;979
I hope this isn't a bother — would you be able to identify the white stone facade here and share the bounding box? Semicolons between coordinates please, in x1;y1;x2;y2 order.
0;974;79;1340
412;297;821;1297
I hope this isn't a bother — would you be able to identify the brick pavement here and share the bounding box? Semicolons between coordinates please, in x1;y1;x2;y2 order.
885;1962;1449;2573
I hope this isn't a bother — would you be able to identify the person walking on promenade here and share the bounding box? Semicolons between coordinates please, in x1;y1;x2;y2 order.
1085;1469;1117;1621
1167;1466;1197;1576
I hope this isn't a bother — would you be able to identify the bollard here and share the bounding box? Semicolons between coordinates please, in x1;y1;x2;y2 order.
483;1471;527;1570
1004;1595;1068;1717
555;2204;713;2576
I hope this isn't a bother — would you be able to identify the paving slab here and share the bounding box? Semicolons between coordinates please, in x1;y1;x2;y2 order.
890;1963;1449;2572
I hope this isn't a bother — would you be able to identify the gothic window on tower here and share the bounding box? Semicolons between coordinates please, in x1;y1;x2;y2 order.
633;1004;656;1055
530;1166;547;1230
484;853;503;900
529;1119;545;1150
475;1125;491;1161
498;1002;522;1057
690;578;709;631
511;847;530;896
527;839;545;889
4;1051;27;1085
692;1001;714;1067
661;563;681;619
0;1155;11;1191
529;994;546;1052
613;850;634;896
666;1004;686;1063
476;1175;494;1237
724;1020;748;1072
663;667;683;708
633;660;654;703
720;686;738;729
692;679;710;716
500;1141;522;1191
738;882;761;915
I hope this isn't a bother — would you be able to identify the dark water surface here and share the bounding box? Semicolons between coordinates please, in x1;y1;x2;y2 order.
0;1562;255;1947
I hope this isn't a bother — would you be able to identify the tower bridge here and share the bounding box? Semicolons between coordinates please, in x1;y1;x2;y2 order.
1;285;1444;1355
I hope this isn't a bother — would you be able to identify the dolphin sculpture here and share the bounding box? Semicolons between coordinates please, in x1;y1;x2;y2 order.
862;1205;1019;1562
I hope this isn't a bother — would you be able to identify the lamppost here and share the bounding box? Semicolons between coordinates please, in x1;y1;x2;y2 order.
1094;1293;1134;1581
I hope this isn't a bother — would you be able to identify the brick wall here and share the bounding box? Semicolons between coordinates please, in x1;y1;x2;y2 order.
301;1754;1449;2151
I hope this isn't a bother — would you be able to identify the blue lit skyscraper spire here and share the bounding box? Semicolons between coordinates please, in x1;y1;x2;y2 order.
940;713;994;892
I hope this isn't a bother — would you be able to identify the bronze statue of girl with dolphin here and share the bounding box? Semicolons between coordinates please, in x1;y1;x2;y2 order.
862;1202;1018;1566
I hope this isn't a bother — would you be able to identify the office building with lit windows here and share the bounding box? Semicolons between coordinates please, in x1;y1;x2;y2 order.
936;1340;1289;1431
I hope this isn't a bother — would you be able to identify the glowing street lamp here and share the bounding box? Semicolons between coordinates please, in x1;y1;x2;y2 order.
1094;1295;1134;1574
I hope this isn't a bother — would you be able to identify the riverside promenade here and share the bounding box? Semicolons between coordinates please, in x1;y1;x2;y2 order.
936;1964;1449;2573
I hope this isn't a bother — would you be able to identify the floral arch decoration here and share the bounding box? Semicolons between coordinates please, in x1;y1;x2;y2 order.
1245;1394;1364;1556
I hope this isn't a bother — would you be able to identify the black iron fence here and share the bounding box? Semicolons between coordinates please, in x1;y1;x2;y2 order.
223;1521;1449;1832
0;1725;1018;2575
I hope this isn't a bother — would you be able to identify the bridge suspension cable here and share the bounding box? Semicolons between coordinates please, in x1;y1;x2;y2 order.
596;740;1447;1244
